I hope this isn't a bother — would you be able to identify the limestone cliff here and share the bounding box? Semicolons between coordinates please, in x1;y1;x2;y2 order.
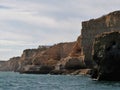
32;42;75;65
54;36;86;72
18;46;52;72
20;42;75;73
0;42;76;73
69;36;83;57
0;57;20;71
81;11;120;67
0;38;86;74
1;11;119;76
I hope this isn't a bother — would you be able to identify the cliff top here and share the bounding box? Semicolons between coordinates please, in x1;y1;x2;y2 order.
83;10;120;22
82;10;120;30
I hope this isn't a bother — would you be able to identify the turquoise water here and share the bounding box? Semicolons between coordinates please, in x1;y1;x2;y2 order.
0;72;120;90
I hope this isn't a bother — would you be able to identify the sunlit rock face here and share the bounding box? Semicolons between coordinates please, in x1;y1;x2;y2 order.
19;42;75;73
92;32;120;81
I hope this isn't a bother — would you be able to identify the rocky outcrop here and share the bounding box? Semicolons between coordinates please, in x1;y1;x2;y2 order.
0;37;87;74
0;61;6;67
18;42;76;73
70;36;83;57
0;46;50;72
18;41;88;74
55;56;85;71
31;42;75;66
1;10;120;78
0;57;20;71
0;42;77;74
53;36;86;73
18;49;42;71
64;57;86;70
81;11;120;67
91;31;120;81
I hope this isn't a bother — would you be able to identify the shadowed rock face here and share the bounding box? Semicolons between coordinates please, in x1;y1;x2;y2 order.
64;57;86;70
92;32;120;81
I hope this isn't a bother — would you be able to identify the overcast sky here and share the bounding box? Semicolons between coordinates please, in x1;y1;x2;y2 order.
0;0;120;60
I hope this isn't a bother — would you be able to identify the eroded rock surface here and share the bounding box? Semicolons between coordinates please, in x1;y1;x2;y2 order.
92;32;120;81
16;42;76;74
0;57;20;71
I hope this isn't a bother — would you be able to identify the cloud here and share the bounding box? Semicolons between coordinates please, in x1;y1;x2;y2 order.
0;40;39;46
0;0;120;60
0;5;10;9
0;8;80;30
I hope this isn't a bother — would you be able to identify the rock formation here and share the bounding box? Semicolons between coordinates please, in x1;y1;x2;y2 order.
70;36;83;57
91;31;120;81
81;11;120;67
32;42;75;65
0;40;87;74
80;10;120;80
54;36;86;72
61;56;85;70
0;57;20;71
1;10;120;78
16;42;79;74
18;49;43;71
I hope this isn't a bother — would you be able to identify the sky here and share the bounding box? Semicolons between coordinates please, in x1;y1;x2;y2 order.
0;0;120;60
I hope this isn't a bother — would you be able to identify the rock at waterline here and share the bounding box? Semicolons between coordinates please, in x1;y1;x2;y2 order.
92;31;120;81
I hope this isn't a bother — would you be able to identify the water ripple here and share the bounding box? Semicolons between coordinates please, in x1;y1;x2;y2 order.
0;72;119;90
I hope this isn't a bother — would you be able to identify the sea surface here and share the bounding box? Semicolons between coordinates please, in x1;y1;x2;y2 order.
0;72;120;90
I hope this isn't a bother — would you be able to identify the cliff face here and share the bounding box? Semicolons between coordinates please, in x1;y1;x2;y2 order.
54;36;86;71
92;31;120;81
18;49;41;71
32;42;75;65
3;42;76;73
1;11;119;76
70;36;83;57
81;11;120;67
0;57;20;71
0;37;86;74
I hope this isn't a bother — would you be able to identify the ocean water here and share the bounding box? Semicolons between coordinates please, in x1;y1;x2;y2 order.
0;72;120;90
